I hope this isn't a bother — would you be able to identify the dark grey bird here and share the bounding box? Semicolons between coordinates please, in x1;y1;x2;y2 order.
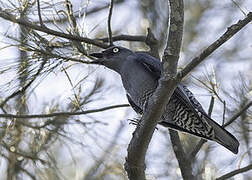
90;46;239;154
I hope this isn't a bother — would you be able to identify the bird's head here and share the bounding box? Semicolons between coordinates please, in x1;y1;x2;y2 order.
90;46;134;72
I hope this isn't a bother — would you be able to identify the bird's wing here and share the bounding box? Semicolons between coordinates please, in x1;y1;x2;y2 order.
174;84;208;119
177;84;208;115
126;94;143;114
134;52;162;79
134;52;207;120
130;53;239;154
133;53;204;116
163;84;213;137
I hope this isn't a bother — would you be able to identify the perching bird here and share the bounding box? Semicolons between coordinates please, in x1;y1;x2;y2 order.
90;46;239;154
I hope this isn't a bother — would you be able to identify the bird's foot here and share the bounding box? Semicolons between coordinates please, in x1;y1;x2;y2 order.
127;118;140;126
127;118;159;130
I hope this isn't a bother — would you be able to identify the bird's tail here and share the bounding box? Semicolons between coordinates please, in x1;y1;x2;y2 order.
207;118;239;154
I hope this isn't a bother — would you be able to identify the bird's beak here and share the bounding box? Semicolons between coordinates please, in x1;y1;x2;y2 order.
89;52;104;64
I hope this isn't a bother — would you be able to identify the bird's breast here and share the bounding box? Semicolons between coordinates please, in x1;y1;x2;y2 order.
120;65;157;109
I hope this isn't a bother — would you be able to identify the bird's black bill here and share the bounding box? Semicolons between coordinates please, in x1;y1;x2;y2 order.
90;52;103;58
89;52;104;64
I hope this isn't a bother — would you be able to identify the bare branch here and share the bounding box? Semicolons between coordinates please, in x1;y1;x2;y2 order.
190;139;207;158
222;100;226;125
98;31;160;58
0;7;109;49
224;100;252;127
162;0;184;77
2;141;46;164
17;45;91;63
1;154;36;180
178;12;252;79
145;28;159;59
97;34;146;42
169;130;194;179
35;0;125;24
124;0;184;179
208;96;215;116
0;104;130;119
216;164;252;180
65;0;86;54
107;0;114;45
37;0;44;27
161;0;194;178
231;0;247;16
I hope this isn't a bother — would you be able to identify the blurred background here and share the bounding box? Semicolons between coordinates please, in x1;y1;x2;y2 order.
0;0;251;179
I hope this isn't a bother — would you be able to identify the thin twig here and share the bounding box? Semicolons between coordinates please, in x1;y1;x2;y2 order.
62;66;83;111
216;164;252;180
107;0;114;45
0;104;130;119
224;100;252;127
208;96;215;116
34;0;125;24
2;142;46;163
98;34;146;42
20;46;90;63
65;0;85;54
222;100;226;125
0;58;47;109
0;7;109;49
37;0;44;27
190;139;207;158
178;12;252;79
231;0;247;16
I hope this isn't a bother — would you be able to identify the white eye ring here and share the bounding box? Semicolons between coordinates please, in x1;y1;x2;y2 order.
113;47;119;53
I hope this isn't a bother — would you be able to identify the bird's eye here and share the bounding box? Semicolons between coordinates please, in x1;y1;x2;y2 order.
113;47;119;53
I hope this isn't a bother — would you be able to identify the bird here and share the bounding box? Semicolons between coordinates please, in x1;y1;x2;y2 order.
90;46;239;154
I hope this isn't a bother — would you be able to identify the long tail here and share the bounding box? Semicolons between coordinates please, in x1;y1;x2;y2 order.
207;119;239;154
160;118;239;154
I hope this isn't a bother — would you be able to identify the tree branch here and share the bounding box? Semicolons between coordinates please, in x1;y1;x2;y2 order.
216;164;252;180
0;104;130;119
98;29;160;59
169;130;194;179
37;0;44;27
97;34;146;42
145;28;159;59
124;0;184;179
162;0;195;179
34;0;125;24
1;154;36;180
0;7;109;49
224;100;252;127
65;0;86;54
107;0;114;45
178;12;252;79
162;0;184;77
